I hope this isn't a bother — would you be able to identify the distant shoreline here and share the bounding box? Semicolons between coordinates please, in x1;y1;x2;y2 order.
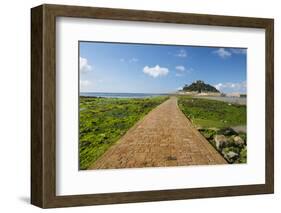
80;92;247;105
80;92;169;99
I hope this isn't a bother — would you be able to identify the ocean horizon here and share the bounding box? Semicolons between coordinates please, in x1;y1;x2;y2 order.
80;92;169;98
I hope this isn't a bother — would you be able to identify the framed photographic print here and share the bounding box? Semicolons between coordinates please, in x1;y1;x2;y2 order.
31;4;274;208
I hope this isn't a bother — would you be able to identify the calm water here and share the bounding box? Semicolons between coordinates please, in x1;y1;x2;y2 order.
80;92;168;99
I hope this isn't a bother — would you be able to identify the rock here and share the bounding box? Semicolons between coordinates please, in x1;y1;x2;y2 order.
227;151;238;159
223;151;239;163
214;135;228;150
233;136;245;146
231;125;246;133
218;127;238;136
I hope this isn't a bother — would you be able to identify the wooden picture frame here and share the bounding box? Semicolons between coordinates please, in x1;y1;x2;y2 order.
31;4;274;208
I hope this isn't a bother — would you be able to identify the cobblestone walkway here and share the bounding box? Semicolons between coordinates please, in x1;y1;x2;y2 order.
89;97;226;169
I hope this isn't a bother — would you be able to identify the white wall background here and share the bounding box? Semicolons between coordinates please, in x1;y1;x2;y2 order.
0;0;279;212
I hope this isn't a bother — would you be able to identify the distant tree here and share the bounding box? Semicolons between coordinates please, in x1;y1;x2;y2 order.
182;80;220;93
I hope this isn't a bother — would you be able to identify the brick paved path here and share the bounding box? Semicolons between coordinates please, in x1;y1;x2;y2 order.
89;97;227;169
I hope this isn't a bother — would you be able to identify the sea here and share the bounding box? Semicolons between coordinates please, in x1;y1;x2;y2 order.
80;92;168;99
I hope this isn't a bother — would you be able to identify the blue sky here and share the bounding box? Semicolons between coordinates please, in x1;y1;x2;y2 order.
79;42;247;94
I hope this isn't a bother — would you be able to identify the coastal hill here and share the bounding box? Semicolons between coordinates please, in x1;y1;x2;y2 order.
181;80;220;93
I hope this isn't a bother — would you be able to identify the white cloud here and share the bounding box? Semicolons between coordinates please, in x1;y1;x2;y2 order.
175;49;187;58
214;81;246;93
175;66;193;77
230;48;247;54
80;57;92;73
175;65;185;72
213;48;232;58
143;65;169;78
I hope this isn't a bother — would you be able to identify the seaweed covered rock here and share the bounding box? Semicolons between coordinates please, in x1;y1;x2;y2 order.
222;150;239;163
233;136;245;146
199;127;247;164
214;135;228;150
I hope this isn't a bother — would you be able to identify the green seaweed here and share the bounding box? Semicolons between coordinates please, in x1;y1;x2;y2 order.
79;96;168;169
178;97;246;128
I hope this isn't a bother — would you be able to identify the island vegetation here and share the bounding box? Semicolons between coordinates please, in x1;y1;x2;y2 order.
181;80;219;93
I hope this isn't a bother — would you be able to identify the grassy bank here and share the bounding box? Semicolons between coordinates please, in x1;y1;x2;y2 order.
178;96;247;163
79;96;168;169
178;96;246;128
